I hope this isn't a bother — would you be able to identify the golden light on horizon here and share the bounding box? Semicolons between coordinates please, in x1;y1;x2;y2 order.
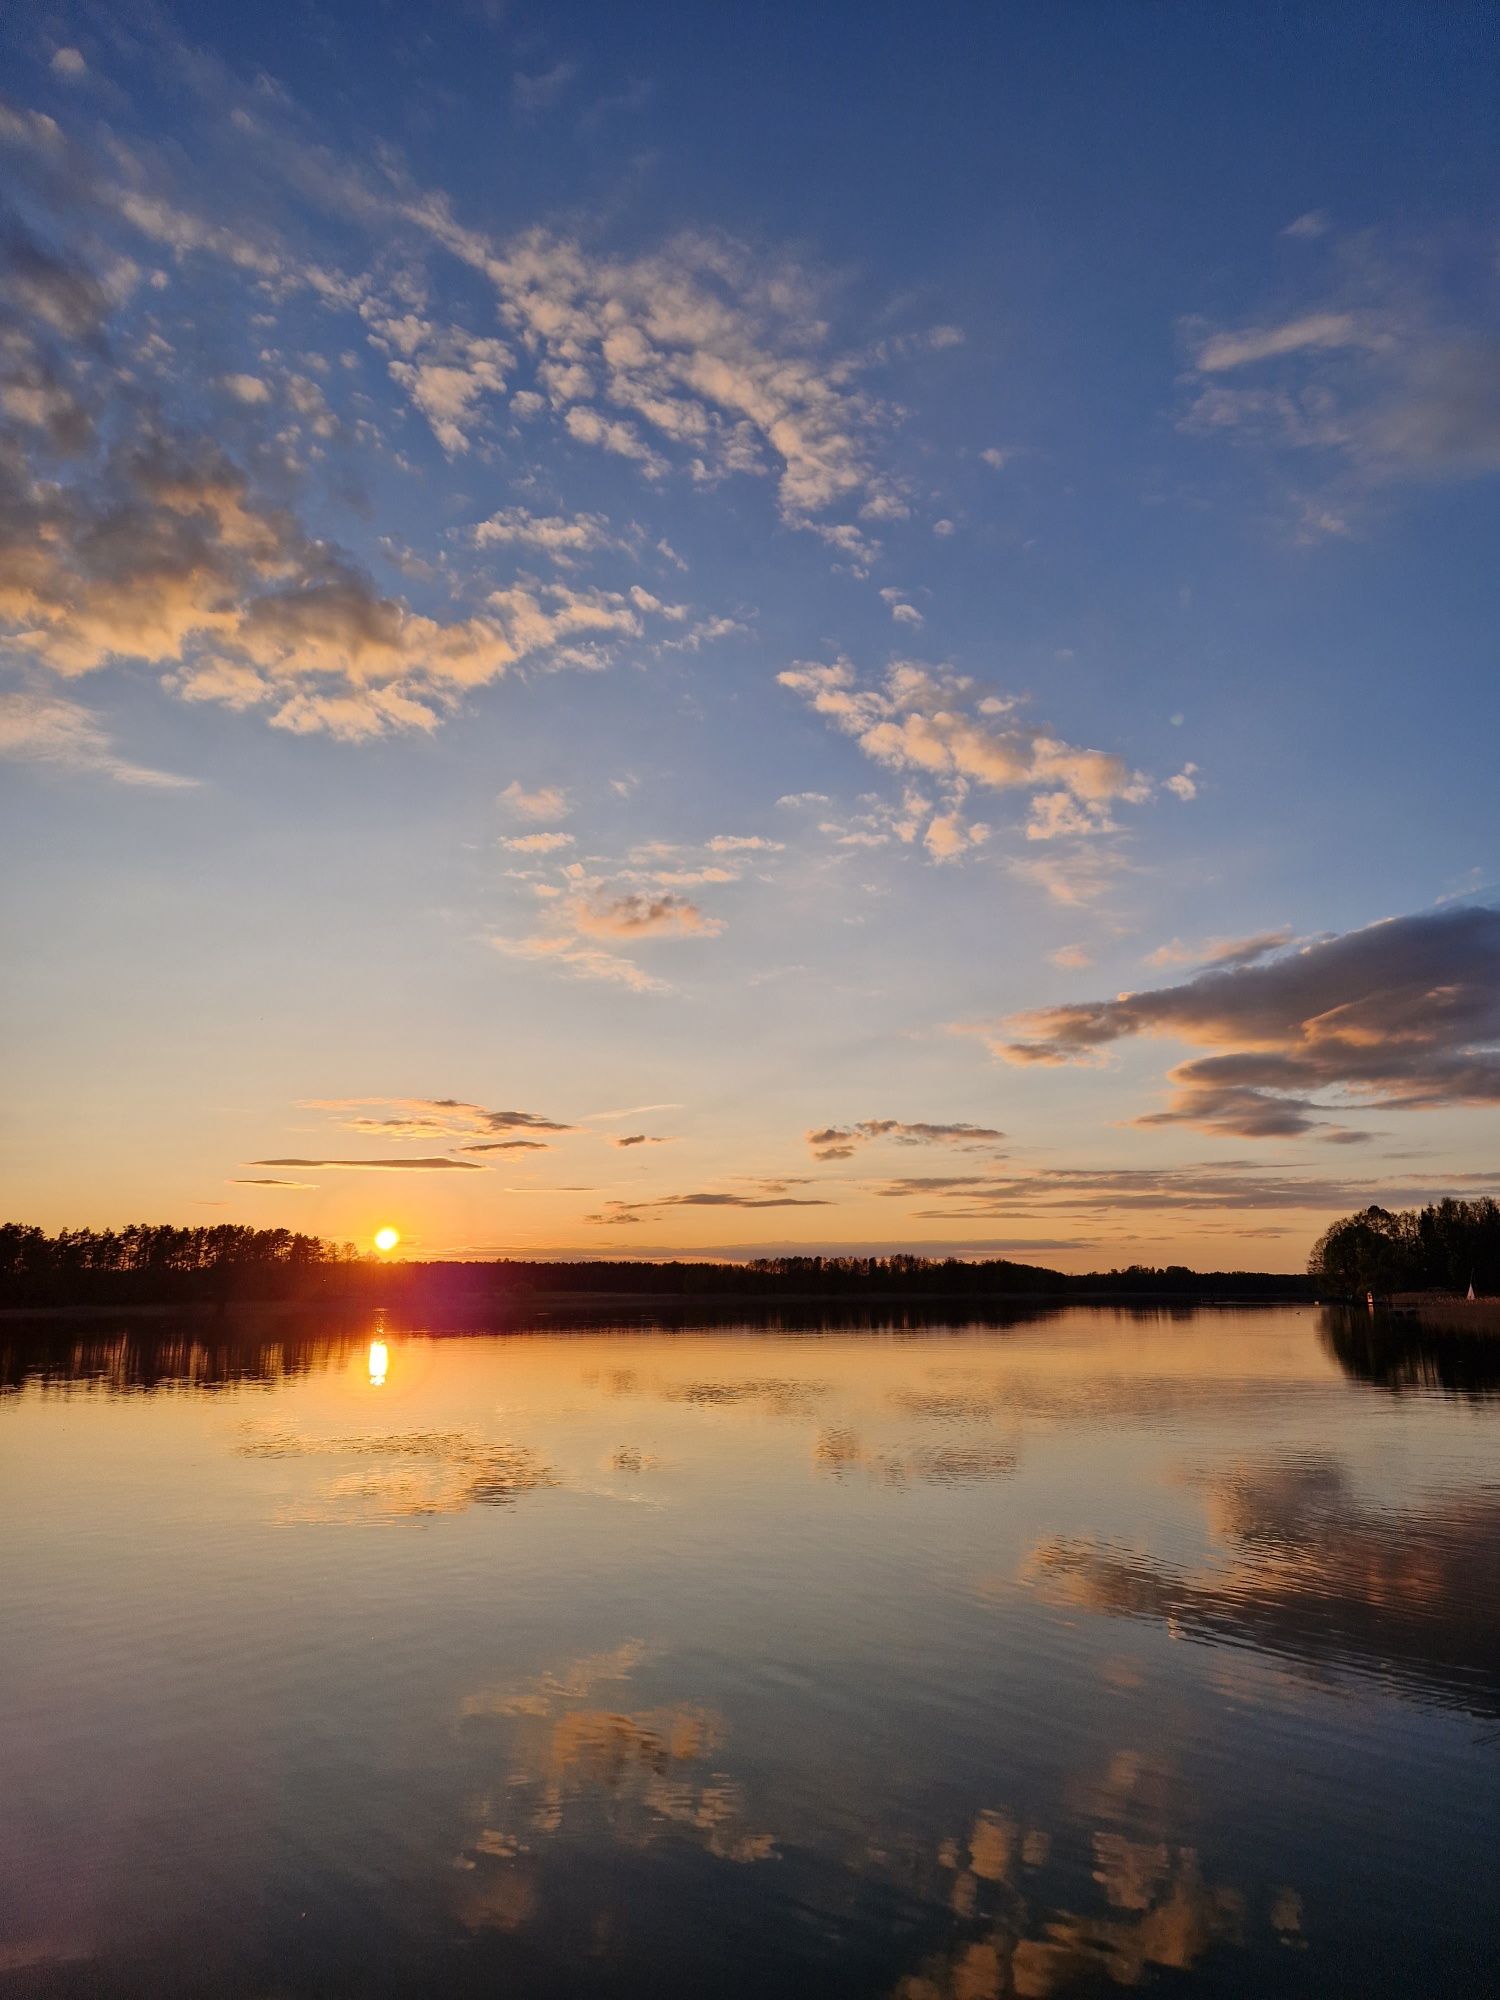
373;1226;400;1253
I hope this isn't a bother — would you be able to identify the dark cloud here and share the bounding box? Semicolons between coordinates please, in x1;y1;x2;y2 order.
0;218;107;452
612;1134;667;1148
867;1163;1500;1219
459;1139;551;1153
995;907;1500;1138
806;1118;1004;1162
588;1190;835;1223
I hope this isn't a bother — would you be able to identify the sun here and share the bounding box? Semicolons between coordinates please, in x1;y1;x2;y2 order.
373;1226;400;1254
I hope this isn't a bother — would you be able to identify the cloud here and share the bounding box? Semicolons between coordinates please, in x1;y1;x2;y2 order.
50;48;88;79
300;1097;573;1141
249;1156;486;1170
1144;929;1295;971
805;1119;1004;1162
1048;945;1093;971
1003;848;1131;908
0;224;689;737
563;404;667;476
566;891;723;939
880;588;923;627
1194;311;1373;373
498;782;569;823
582;1102;684;1122
612;1134;668;1148
358;184;899;518
513;60;578;112
779;660;1154;866
459;1139;552;1153
589;1191;835;1223
0;689;197;788
925;811;991;861
1024;792;1114;842
864;1161;1499;1220
489;934;669;993
1163;763;1199;801
230;1176;314;1187
471;508;620;564
56;69;913;528
993;905;1500;1138
0;413;671;735
1182;236;1500;504
360;309;513;454
503;831;574;854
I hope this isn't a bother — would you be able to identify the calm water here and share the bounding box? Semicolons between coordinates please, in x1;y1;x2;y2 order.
2;1305;1498;1998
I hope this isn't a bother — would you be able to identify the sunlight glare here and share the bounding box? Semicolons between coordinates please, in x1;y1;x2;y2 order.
368;1339;389;1388
374;1226;400;1253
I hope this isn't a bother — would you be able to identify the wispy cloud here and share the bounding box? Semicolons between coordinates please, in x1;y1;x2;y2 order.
302;1096;570;1136
249;1156;486;1171
589;1189;836;1223
0;689;197;788
805;1119;1004;1162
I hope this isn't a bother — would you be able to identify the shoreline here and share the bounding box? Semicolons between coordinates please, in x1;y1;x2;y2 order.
1;1286;1316;1325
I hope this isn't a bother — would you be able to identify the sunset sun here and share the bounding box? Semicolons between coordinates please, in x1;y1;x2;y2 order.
373;1227;400;1254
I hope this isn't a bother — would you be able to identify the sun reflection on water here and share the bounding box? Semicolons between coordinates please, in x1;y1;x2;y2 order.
368;1339;389;1388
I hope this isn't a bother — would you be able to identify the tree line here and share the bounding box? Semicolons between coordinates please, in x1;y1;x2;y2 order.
0;1224;1310;1310
1308;1197;1500;1298
0;1224;359;1306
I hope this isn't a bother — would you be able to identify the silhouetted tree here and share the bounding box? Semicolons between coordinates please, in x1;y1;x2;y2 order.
1309;1198;1500;1297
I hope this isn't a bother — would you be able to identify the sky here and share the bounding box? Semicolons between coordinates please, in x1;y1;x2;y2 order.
1;0;1497;1269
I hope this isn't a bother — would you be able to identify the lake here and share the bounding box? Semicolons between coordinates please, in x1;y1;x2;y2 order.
2;1305;1498;1997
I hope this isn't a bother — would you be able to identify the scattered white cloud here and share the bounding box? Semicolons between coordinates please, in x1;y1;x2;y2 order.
1164;763;1199;801
222;372;271;404
499;782;570;823
780;659;1154;869
470;507;621;563
502;831;574;853
567;890;724;939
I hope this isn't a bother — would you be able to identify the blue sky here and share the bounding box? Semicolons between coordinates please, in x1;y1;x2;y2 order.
1;1;1497;1265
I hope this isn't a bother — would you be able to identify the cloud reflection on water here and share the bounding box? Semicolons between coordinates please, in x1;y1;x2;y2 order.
1023;1456;1500;1719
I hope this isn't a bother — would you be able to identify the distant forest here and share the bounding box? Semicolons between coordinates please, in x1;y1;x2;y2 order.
0;1222;1311;1310
1308;1197;1500;1298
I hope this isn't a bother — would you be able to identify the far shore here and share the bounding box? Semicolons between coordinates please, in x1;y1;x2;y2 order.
0;1283;1320;1325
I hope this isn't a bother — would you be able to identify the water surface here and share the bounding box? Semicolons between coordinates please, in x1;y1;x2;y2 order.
2;1306;1498;1996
